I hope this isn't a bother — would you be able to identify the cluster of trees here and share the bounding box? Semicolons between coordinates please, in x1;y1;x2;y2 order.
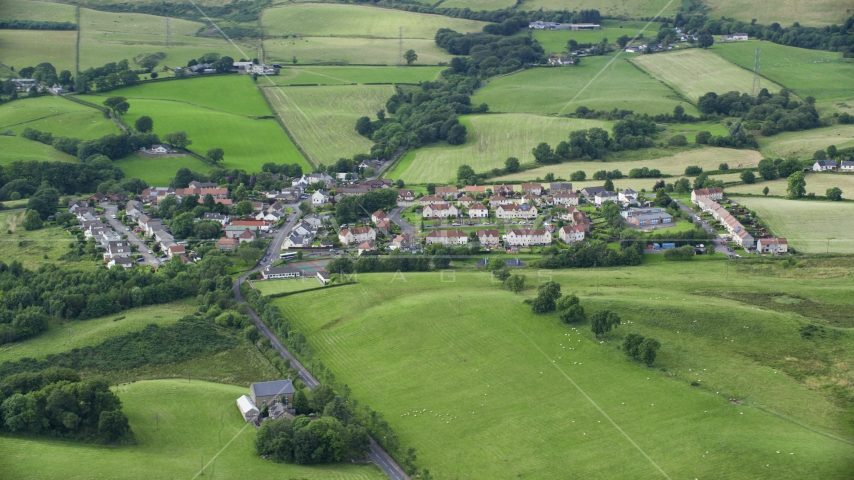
186;53;236;73
756;157;809;181
76;59;140;93
694;121;758;149
622;333;661;366
327;252;430;274
356;0;599;26
698;90;821;137
575;105;697;124
0;159;125;200
527;281;589;326
334;188;398;224
20;125;160;161
532;116;658;164
0;20;76;30
436;30;544;73
672;13;854;56
0;368;129;442
663;245;696;261
628;167;662;179
538;242;642;269
0;255;235;345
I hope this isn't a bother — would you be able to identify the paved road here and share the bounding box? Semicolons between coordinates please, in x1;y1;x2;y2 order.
232;202;409;480
388;206;415;235
673;200;731;255
103;205;160;267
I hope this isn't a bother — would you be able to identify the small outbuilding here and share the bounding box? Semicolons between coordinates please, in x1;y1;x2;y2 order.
237;394;260;422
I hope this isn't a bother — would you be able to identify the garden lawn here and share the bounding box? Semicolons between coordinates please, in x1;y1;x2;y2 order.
387;114;611;183
263;37;452;65
261;4;487;38
113;154;212;186
472;57;698;116
758;125;854;159
0;301;197;364
0;0;77;23
726;172;854;197
0;136;77;164
276;267;854;478
0;30;76;73
704;0;851;26
0;211;85;270
262;84;392;166
0;380;386;479
494;147;761;182
271;66;445;85
631;48;782;101
711;41;854;104
730;195;854;252
0;96;119;139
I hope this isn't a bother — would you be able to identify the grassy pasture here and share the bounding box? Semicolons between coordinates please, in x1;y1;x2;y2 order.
252;277;326;295
387;114;611;183
0;30;76;73
276;268;854;478
0;136;77;164
271;66;445;85
666;121;730;142
439;0;516;9
518;0;680;17
0;211;84;270
113;154;212;186
262;4;487;39
0;380;386;479
262;84;392;166
711;41;854;104
726;172;854;197
494;147;762;182
0;0;77;23
529;20;652;54
0;96;119;139
0;301;197;364
758;125;854;159
631;48;782;101
704;0;853;27
89;75;271;117
471;57;698;116
730;195;854;252
263;37;451;65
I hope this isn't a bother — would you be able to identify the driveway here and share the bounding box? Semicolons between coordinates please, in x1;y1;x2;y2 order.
673;200;731;255
103;204;160;267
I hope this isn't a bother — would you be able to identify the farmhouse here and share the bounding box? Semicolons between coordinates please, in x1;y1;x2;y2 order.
506;228;551;247
476;229;501;247
621;208;673;227
423;203;459;218
757;237;788;254
720;33;748;41
559;225;586;244
812;160;837;172
691;187;723;204
249;380;295;408
312;190;329;205
338;226;376;245
425;229;468;245
468;202;489;218
261;265;303;280
841;161;854;172
548;57;574;66
496;204;537;220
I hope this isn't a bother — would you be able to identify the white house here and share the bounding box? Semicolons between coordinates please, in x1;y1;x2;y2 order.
812;160;837;172
468;202;489;218
236;395;260;423
371;209;389;224
425;229;468;246
262;265;303;279
312;190;329;205
594;191;618;206
691;187;723;204
505;228;551;247
558;225;586;244
107;257;134;269
423;203;459;218
338;226;376;245
841;161;854;172
757;237;788;254
495;204;537;220
552;193;579;206
618;188;638;205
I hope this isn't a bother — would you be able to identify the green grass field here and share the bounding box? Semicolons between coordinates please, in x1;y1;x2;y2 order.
711;41;854;104
0;211;87;270
252;277;326;295
758;124;854;158
730;195;854;252
387;114;611;183
262;84;392;166
262;4;487;39
494;146;761;182
0;30;76;73
439;0;516;9
472;57;698;116
704;0;852;26
113;154;212;186
0;136;78;164
276;267;854;478
631;48;783;101
528;21;652;55
0;96;120;139
271;66;445;85
89;75;272;117
726;172;854;197
263;37;452;65
518;0;680;17
0;380;386;479
0;301;197;364
0;0;77;23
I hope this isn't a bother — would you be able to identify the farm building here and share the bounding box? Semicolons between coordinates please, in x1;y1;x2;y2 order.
236;395;260;422
757;237;788;254
812;160;837;172
249;380;295;408
621;208;673;227
262;265;303;280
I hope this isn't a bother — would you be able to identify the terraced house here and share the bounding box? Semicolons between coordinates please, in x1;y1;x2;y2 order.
338;226;376;245
496;203;538;220
423;203;459;218
506;228;551;247
425;229;468;245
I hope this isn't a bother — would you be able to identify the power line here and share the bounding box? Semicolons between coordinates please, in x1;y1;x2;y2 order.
396;26;404;67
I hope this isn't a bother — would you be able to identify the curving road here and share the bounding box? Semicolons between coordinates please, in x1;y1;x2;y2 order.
232;202;409;480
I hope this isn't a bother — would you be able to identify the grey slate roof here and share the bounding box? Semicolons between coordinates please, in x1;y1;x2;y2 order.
251;380;295;397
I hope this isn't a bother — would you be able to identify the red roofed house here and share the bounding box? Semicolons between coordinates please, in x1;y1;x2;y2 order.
398;190;415;201
756;237;788;254
216;237;239;251
435;186;459;198
371;210;389;224
167;244;185;259
691;187;723;204
357;240;376;256
339;226;376;245
521;183;543;195
468;202;488;218
423;203;459;218
232;219;269;232
425;229;468;246
419;195;447;206
559;225;586;244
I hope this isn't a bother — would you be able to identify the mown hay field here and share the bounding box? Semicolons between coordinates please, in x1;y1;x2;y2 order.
276;268;854;478
270;66;445;86
730;195;854;252
0;96;120;140
711;41;854;104
758;125;854;159
0;136;78;165
631;48;782;101
704;0;852;27
262;84;392;166
0;0;77;23
0;30;76;73
440;0;516;9
388;114;611;183
262;3;488;38
0;380;386;479
494;147;762;182
471;57;698;116
263;37;452;65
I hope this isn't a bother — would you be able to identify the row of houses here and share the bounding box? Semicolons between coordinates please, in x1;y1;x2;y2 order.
423;228;552;247
68;201;138;269
692;189;755;248
812;160;854;172
528;22;600;30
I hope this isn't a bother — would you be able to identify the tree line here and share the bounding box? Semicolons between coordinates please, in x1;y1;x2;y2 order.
0;20;76;30
531;116;659;164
